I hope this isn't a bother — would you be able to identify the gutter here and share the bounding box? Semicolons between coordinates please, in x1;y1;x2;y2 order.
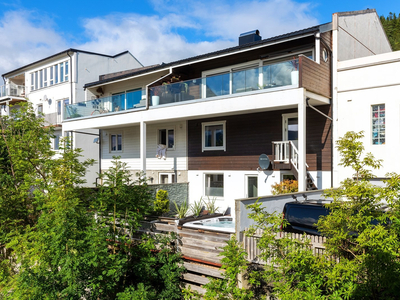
67;51;73;104
145;68;173;110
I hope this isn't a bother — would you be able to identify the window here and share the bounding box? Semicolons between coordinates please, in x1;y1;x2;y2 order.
34;71;38;90
159;173;176;184
246;175;258;198
54;131;62;151
65;61;69;81
44;68;48;87
372;104;385;145
37;104;43;115
110;134;122;152
39;70;43;88
202;121;226;151
158;128;174;149
60;63;64;82
30;73;34;91
55;65;58;84
50;67;54;85
205;174;224;197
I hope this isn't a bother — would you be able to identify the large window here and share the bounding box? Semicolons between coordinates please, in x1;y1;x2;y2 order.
202;121;226;151
372;104;385;145
110;134;123;152
205;174;224;197
158;128;175;149
30;60;69;91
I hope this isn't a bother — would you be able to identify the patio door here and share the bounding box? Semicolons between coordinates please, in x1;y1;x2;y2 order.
282;113;298;149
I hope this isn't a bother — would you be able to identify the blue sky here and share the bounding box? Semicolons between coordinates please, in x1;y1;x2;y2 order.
0;0;399;76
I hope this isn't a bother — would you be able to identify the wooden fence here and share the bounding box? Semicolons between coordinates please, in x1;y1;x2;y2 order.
241;228;326;264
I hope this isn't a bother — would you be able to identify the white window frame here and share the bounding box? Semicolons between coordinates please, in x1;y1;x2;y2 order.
37;104;43;116
245;175;258;198
110;133;123;153
371;104;385;145
202;121;226;152
54;131;62;151
159;173;176;184
204;173;224;198
157;127;175;150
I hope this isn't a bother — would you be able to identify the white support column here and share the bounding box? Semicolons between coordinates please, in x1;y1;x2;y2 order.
140;121;147;173
315;32;321;64
298;96;307;192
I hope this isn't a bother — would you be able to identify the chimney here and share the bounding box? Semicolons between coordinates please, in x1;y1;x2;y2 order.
239;30;261;46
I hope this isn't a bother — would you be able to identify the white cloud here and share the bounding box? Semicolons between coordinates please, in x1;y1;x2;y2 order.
0;0;320;77
0;10;67;76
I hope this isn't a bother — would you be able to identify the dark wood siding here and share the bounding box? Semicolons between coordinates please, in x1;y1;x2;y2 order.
188;106;332;172
299;32;332;98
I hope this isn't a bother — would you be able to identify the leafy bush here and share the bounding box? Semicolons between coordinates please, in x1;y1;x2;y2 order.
271;179;298;195
153;189;170;216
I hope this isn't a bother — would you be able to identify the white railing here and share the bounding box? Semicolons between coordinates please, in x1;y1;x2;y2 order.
0;84;25;98
272;141;299;172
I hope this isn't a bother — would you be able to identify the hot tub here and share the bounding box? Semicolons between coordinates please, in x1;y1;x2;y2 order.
183;216;235;233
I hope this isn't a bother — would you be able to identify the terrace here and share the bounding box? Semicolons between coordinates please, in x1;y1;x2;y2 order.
64;58;299;120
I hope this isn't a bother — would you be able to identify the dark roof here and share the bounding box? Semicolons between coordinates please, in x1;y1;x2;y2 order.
2;49;134;77
99;64;160;81
84;23;325;88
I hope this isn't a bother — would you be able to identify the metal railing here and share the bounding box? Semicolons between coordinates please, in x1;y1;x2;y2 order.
149;59;299;107
64;89;144;120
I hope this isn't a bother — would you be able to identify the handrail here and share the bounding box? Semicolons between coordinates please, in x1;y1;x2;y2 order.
271;140;299;172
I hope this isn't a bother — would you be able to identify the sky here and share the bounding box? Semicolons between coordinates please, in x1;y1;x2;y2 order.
0;0;399;77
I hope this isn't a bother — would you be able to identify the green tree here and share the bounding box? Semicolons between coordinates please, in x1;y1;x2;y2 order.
381;12;400;51
0;104;185;299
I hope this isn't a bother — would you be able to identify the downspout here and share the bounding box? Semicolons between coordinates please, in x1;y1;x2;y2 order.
145;68;173;110
312;31;334;188
67;51;73;104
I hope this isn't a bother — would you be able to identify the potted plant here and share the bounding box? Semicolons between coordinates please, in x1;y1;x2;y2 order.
151;85;163;106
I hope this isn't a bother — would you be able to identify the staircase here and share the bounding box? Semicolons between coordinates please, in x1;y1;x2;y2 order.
272;141;317;191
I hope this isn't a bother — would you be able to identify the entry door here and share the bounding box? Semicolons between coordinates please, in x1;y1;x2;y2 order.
282;113;298;148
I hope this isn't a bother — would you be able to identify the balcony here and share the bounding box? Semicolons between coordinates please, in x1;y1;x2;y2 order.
64;59;299;120
64;89;144;120
0;84;25;98
149;59;299;106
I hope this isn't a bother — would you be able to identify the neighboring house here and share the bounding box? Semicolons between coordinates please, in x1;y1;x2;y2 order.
60;9;390;213
0;49;143;186
334;50;400;185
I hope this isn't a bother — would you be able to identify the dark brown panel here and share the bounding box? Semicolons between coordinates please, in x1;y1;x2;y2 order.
188;106;332;172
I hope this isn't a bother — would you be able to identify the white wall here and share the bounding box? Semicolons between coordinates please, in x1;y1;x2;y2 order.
101;121;188;173
335;51;400;185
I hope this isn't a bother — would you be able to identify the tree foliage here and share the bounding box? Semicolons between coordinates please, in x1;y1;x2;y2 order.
381;12;400;51
0;103;185;299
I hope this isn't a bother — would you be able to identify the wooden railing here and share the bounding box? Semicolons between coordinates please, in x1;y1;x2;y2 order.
272;141;299;172
241;228;326;264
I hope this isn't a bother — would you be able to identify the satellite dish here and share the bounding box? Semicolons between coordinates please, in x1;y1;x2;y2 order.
258;154;270;170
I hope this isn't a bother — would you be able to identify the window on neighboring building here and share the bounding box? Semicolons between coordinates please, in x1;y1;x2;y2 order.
50;67;54;85
30;73;34;91
110;134;123;152
65;61;69;81
246;175;258;198
205;174;224;197
39;70;43;89
372;104;385;145
34;71;38;90
37;104;43;115
158;128;175;149
44;68;48;87
54;131;62;151
55;64;59;84
60;62;64;82
202;121;226;151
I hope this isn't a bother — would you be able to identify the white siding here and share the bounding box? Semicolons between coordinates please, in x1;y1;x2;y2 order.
101;121;187;171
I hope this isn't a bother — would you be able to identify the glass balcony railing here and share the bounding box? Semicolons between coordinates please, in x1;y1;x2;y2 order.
64;59;299;120
149;59;299;106
0;84;25;98
64;89;144;120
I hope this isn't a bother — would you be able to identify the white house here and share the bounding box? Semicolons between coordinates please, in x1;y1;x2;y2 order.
58;9;391;213
1;49;143;186
334;51;400;185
